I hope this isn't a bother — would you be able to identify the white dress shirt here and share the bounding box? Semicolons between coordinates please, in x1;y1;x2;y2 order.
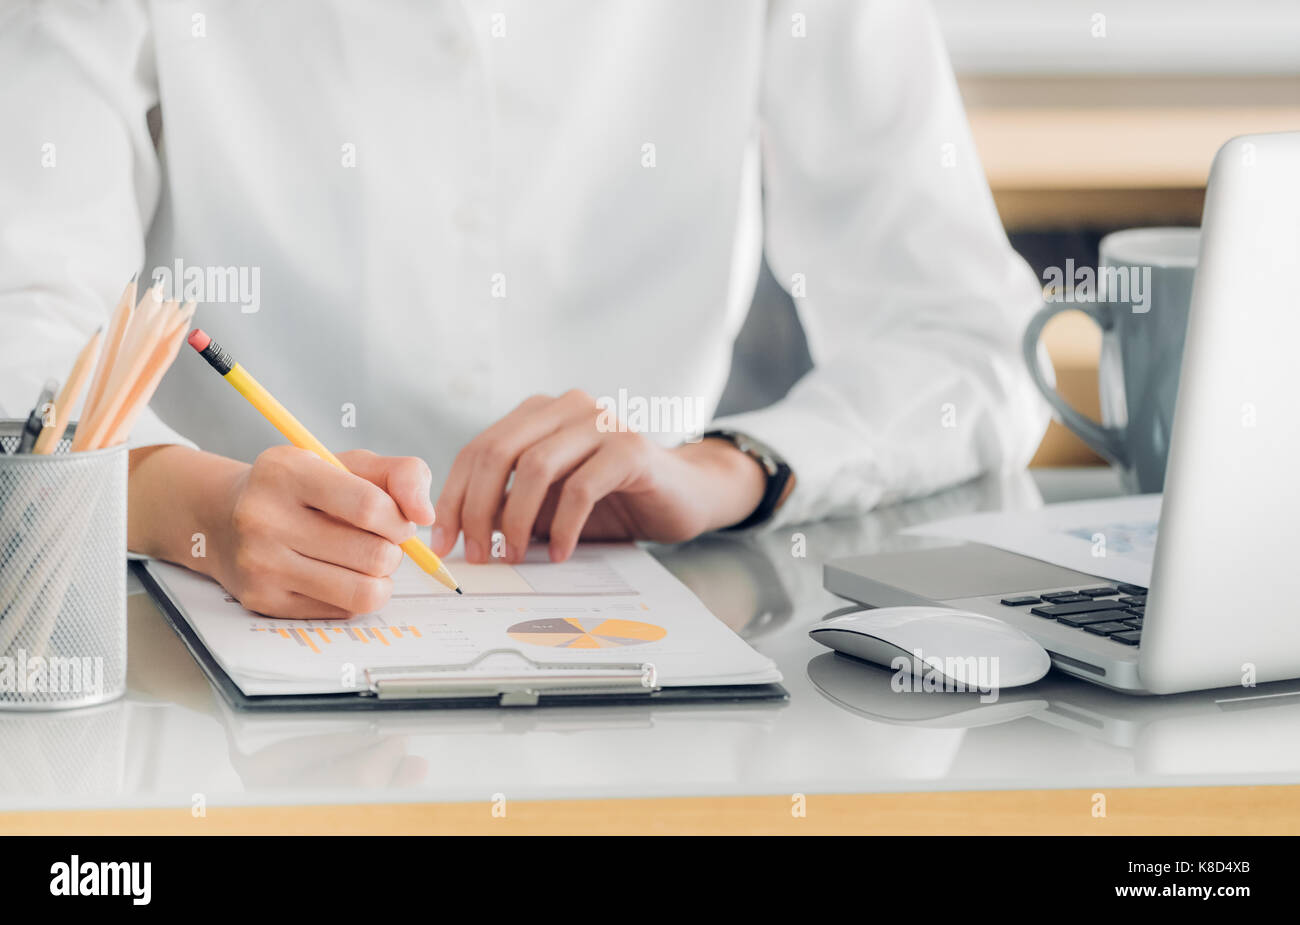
0;0;1048;528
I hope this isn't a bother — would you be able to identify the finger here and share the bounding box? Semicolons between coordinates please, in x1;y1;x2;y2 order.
234;585;354;621
285;552;394;615
288;508;405;578
431;447;473;556
458;392;590;562
530;484;564;540
500;421;603;563
277;593;356;621
337;449;436;525
460;468;506;563
278;450;416;545
475;390;595;456
548;438;641;562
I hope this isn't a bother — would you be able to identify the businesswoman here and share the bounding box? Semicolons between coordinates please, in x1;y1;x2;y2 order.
0;0;1046;618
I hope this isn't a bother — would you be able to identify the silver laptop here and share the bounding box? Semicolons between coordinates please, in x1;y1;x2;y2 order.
824;131;1300;695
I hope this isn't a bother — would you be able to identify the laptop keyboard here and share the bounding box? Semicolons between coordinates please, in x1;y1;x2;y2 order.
1000;583;1146;646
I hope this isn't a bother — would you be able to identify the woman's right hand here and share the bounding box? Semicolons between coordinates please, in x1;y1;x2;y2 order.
200;446;436;619
125;441;436;620
206;444;436;618
130;441;436;618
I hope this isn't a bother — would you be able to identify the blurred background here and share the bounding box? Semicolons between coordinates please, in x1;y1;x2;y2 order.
718;0;1300;467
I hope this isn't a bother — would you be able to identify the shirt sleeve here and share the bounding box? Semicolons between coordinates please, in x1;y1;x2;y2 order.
713;0;1050;528
0;1;192;451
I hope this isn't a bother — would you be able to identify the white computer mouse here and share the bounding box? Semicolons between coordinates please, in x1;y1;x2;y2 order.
809;606;1051;689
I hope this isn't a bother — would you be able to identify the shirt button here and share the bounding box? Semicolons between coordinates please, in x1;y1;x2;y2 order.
442;30;472;59
452;202;487;234
449;375;477;399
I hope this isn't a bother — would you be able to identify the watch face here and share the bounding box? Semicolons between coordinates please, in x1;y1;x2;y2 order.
745;443;781;476
704;430;787;499
711;430;785;469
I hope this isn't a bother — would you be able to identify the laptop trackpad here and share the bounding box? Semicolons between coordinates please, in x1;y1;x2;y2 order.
825;543;1105;605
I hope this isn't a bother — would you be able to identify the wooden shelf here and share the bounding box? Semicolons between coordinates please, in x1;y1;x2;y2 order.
960;76;1300;224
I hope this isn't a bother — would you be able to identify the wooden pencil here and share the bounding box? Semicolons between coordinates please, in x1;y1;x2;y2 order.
74;278;136;450
75;287;170;450
33;328;103;454
103;301;196;447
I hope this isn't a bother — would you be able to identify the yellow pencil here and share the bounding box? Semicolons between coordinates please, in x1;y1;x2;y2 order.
186;328;461;594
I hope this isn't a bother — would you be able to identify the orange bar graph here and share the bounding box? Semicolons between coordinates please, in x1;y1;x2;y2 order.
249;624;421;653
295;628;320;653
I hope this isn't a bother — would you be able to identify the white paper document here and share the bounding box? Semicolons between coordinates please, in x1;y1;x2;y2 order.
903;494;1162;587
147;544;782;696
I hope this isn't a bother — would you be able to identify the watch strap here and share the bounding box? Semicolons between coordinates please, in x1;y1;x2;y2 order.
702;429;794;531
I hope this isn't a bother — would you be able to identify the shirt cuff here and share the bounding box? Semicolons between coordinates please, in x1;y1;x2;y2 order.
711;397;883;531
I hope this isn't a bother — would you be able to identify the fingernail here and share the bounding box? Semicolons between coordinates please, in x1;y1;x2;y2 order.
431;526;446;550
404;521;418;540
421;466;435;516
466;537;482;562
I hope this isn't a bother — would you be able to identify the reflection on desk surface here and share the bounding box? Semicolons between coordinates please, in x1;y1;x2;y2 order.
6;468;1299;810
808;651;1300;775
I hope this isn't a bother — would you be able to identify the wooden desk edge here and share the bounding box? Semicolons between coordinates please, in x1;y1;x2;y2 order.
5;784;1300;835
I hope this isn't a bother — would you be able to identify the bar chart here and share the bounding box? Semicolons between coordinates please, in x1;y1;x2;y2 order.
249;621;422;655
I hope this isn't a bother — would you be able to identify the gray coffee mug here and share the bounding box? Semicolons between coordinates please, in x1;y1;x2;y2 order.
1022;227;1200;493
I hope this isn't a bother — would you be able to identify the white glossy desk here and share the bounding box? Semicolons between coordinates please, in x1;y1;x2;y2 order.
4;467;1299;834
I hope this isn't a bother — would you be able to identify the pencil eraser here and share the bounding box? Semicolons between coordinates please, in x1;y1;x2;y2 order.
187;329;211;352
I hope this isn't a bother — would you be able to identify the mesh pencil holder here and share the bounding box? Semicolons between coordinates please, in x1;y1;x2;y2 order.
0;420;127;710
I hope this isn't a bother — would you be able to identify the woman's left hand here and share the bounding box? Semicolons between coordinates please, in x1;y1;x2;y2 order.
429;390;767;563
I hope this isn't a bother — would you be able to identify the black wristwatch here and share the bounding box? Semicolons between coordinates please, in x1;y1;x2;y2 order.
701;429;796;530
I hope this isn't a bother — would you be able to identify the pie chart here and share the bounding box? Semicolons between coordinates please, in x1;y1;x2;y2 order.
507;617;666;649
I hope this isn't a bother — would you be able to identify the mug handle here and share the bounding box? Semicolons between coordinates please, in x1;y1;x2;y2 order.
1022;300;1129;468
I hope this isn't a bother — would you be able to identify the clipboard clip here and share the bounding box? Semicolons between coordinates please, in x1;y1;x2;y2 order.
364;648;660;707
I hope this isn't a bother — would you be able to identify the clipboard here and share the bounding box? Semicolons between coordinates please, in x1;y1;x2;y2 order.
135;561;789;712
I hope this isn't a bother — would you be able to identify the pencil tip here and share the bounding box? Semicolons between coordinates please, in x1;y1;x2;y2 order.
129;272;138;283
454;587;463;595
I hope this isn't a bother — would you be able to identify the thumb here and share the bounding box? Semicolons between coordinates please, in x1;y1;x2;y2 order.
337;449;437;526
